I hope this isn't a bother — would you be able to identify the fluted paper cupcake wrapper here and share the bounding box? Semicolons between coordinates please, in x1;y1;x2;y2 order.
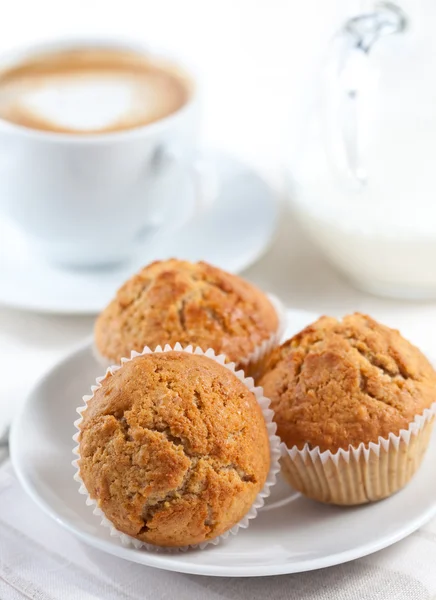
238;293;287;377
281;402;436;506
93;293;287;376
73;343;281;552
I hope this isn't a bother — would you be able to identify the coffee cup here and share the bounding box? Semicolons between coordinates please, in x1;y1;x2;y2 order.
0;39;213;267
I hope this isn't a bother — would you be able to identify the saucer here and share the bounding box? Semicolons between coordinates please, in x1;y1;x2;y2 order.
11;309;436;577
0;150;278;314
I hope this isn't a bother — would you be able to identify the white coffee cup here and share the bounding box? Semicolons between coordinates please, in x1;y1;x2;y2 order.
0;39;213;268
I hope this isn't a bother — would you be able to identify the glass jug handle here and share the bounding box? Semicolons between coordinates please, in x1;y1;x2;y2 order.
321;2;407;188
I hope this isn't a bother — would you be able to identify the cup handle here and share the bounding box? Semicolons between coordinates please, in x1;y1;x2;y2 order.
160;146;218;231
134;146;218;249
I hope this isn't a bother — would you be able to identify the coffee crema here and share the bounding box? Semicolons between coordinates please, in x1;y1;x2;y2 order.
0;48;191;134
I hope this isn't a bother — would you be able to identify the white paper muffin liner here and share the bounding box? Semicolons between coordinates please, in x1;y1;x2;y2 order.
238;293;287;374
73;343;281;552
281;402;436;505
93;293;287;375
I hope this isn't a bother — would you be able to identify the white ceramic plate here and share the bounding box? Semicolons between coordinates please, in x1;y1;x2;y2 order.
10;309;436;577
0;150;278;315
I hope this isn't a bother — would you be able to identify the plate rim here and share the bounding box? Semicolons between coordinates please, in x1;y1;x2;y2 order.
9;328;436;577
10;445;436;577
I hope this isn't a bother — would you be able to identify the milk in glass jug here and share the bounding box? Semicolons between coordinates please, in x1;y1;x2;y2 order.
289;1;436;298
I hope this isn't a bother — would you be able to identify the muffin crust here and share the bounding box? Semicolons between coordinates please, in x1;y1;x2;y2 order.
78;351;270;547
94;259;278;366
259;313;436;453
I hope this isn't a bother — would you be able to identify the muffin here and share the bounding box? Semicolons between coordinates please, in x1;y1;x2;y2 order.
76;350;273;548
260;313;436;505
94;259;281;371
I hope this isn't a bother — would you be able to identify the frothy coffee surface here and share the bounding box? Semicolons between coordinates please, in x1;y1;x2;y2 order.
0;48;190;134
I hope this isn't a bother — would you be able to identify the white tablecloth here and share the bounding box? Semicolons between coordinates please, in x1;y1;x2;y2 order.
1;460;436;600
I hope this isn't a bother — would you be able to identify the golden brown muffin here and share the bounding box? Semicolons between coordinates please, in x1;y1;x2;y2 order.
260;313;436;453
259;313;436;505
78;351;270;547
94;259;279;368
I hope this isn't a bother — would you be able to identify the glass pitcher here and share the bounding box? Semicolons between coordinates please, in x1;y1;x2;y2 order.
288;1;436;299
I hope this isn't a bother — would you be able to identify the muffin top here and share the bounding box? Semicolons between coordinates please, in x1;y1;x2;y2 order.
94;259;278;365
259;313;436;453
78;351;270;547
